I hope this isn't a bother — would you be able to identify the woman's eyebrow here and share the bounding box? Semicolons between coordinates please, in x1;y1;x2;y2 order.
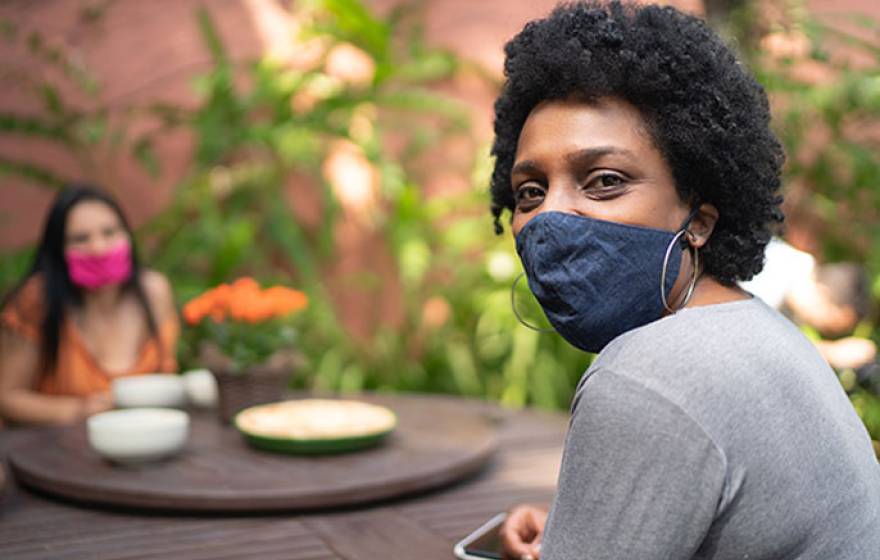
512;146;638;177
511;160;541;177
565;146;637;166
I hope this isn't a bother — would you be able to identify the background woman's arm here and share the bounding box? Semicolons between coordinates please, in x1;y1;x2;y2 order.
0;328;107;425
142;270;180;372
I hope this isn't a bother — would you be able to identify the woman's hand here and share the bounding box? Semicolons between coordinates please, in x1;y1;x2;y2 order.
815;337;877;370
80;391;113;418
500;504;548;560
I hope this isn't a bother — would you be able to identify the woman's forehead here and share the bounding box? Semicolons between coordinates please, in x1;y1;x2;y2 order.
515;97;658;163
66;201;122;231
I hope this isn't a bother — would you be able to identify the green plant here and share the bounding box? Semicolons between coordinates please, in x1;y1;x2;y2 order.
181;277;307;372
136;0;588;409
0;247;34;295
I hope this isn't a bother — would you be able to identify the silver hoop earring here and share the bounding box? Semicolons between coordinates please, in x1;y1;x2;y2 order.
660;231;700;313
510;272;556;333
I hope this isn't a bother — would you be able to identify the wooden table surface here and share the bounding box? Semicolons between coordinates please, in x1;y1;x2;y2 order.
0;395;567;560
8;394;500;512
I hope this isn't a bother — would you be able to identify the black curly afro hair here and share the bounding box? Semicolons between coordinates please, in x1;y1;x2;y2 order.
490;1;785;284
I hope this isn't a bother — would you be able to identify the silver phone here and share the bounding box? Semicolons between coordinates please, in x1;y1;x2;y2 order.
453;512;507;560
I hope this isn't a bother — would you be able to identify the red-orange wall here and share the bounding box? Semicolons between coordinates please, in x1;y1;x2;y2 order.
0;0;705;251
1;0;874;251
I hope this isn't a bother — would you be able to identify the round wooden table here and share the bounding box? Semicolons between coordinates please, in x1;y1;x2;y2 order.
8;393;498;512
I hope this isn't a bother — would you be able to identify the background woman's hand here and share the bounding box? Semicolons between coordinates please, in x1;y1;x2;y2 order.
500;504;548;560
815;336;877;370
80;391;113;418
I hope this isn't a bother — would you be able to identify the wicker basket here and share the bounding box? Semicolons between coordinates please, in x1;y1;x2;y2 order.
212;366;288;423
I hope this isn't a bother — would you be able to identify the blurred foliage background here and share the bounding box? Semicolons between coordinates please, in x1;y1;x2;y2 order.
1;0;879;438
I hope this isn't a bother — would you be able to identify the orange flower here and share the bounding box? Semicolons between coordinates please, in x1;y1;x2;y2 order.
231;277;260;294
182;300;203;325
264;286;308;316
208;307;227;323
182;289;220;325
183;279;308;325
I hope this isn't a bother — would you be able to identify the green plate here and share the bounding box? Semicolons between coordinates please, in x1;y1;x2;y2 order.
233;400;397;455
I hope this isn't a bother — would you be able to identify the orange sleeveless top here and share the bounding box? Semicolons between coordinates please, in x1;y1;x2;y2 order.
0;276;178;396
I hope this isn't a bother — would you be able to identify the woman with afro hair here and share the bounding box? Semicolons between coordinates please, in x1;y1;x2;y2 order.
492;2;880;559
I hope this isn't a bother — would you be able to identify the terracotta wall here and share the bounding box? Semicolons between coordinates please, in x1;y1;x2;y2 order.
0;0;711;251
0;0;266;249
1;0;875;252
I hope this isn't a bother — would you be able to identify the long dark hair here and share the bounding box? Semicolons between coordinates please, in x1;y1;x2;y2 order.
3;183;160;376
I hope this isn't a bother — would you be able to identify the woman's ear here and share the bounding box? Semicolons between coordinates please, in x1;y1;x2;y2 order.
687;203;719;249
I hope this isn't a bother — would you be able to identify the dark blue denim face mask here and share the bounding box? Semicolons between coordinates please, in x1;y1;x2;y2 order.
514;211;693;353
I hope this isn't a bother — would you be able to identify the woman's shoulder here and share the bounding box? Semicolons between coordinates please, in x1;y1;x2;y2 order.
140;269;172;296
595;297;825;404
1;274;45;340
592;297;805;391
611;297;775;356
138;269;175;322
2;274;44;314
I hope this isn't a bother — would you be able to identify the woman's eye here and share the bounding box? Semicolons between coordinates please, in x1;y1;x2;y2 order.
585;173;627;192
514;184;545;208
67;234;89;245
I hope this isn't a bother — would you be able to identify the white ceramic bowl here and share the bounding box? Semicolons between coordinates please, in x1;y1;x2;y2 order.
181;369;218;408
87;408;190;465
111;374;187;409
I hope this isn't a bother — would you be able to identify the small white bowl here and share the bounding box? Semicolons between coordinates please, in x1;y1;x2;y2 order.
112;374;187;409
181;369;218;408
87;408;190;465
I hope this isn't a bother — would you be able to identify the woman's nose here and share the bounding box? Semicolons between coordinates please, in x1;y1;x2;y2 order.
85;235;114;255
536;182;580;216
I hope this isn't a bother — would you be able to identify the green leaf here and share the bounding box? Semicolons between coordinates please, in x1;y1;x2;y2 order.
273;124;321;166
40;84;64;116
0;246;35;294
263;200;320;285
133;136;161;178
309;0;390;59
0;113;70;142
79;0;112;24
0;19;17;41
0;157;66;188
395;50;458;82
196;7;228;65
446;340;482;396
75;115;106;144
210;219;255;282
398;237;430;288
374;88;469;129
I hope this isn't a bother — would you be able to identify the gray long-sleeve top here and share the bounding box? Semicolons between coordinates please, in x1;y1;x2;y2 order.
542;297;880;559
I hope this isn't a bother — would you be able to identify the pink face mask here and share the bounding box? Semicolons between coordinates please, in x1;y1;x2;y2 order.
65;241;133;290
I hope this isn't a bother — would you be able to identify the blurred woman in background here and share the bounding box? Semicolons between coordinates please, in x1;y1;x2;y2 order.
0;184;178;425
